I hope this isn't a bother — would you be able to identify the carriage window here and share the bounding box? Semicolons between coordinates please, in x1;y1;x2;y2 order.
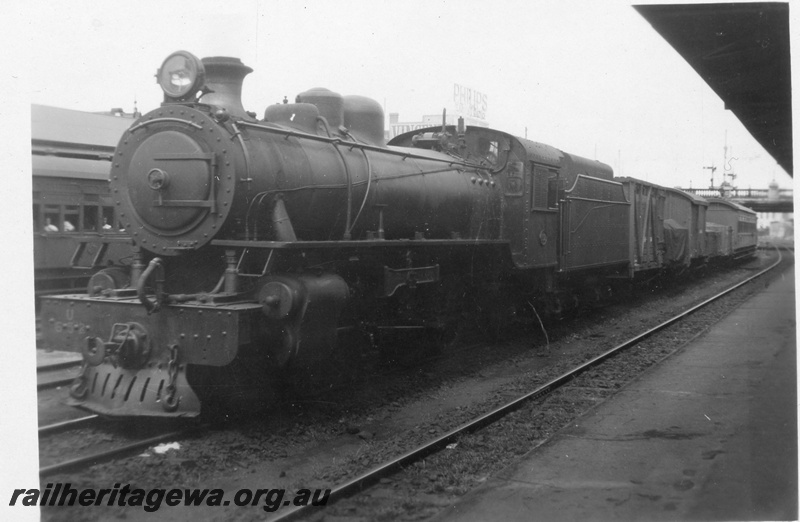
64;205;79;233
32;204;41;232
44;205;61;232
102;207;115;231
83;205;101;231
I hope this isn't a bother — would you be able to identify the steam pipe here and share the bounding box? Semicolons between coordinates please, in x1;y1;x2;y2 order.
272;195;297;241
137;258;165;314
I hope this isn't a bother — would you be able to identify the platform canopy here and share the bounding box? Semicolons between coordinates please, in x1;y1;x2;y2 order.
634;3;792;177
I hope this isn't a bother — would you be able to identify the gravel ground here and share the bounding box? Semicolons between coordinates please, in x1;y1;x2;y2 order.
39;250;788;521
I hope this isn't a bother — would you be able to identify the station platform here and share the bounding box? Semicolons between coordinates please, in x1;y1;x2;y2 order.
437;266;797;521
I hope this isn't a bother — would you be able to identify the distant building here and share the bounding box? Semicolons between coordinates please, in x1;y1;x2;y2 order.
769;217;793;239
387;112;489;139
95;106;141;119
386;82;490;139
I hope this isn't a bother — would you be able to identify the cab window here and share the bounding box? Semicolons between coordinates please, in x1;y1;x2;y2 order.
476;137;498;165
531;165;558;210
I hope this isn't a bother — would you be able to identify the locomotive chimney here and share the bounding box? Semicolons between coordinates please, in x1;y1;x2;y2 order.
199;56;253;119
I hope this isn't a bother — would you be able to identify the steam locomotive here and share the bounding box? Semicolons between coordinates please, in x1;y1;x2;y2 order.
39;51;756;417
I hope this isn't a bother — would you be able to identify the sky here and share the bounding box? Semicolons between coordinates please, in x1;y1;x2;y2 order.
14;0;794;190
1;1;796;516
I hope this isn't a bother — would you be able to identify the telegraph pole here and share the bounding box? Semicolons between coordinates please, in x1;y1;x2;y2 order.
703;164;717;189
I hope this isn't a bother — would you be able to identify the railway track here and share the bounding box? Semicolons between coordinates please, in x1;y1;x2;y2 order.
38;372;198;478
34;250;785;509
37;360;81;391
272;247;787;521
38;414;99;436
37;356;92;428
38;382;209;479
39;427;192;477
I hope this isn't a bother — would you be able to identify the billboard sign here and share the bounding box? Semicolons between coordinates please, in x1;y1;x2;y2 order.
453;84;488;120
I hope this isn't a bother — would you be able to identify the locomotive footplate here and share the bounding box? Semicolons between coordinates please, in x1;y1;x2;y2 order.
40;295;263;417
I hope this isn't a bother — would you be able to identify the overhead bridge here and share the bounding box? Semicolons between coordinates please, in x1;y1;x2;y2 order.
680;187;793;213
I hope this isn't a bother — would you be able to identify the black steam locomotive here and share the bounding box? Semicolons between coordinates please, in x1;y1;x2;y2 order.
39;51;756;417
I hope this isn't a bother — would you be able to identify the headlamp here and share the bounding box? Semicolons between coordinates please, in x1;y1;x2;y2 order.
157;51;205;101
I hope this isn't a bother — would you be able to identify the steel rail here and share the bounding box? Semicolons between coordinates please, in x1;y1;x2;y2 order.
37;360;81;373
39;429;191;477
272;248;785;521
38;415;99;436
37;361;82;390
37;376;78;391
